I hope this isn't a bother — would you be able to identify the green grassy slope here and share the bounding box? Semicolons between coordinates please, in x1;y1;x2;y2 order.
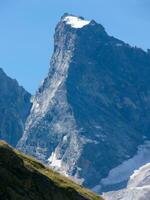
0;140;104;200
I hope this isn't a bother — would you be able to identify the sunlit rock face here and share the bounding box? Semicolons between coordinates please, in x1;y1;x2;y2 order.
18;14;150;190
0;68;31;147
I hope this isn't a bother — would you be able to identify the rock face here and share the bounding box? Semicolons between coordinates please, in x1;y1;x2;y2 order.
0;140;102;200
0;68;31;147
18;14;150;189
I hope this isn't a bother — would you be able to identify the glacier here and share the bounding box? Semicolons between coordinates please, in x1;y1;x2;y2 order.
103;162;150;200
93;141;150;193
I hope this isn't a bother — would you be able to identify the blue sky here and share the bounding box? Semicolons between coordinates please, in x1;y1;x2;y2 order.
0;0;150;93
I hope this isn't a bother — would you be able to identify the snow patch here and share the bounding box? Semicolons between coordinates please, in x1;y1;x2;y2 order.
48;152;62;169
129;163;150;187
93;141;150;194
64;16;90;28
101;141;150;186
103;163;150;200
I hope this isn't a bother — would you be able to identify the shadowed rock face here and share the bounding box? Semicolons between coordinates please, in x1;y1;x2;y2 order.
0;68;31;147
18;14;150;189
0;141;102;200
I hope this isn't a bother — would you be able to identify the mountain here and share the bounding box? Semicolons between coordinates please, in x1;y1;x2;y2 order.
103;162;150;200
0;68;31;147
0;140;103;200
17;14;150;190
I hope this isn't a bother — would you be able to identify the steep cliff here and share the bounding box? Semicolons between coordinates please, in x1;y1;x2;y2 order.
18;14;150;190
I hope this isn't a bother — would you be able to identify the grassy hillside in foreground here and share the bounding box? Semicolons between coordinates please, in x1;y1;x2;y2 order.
0;140;104;200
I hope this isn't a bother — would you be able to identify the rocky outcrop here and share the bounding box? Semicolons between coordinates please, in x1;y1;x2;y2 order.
0;68;31;147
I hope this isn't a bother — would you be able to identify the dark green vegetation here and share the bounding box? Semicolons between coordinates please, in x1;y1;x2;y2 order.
0;141;103;200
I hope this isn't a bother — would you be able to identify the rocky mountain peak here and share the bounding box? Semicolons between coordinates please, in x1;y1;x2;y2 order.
18;14;150;192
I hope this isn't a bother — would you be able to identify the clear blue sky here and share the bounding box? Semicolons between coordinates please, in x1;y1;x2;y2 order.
0;0;150;93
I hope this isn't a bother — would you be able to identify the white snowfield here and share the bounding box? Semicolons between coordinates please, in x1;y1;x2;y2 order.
101;141;150;200
63;16;90;28
101;141;150;187
103;163;150;200
93;141;150;195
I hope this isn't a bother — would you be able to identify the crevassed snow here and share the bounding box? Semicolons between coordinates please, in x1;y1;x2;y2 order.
64;16;90;28
101;141;150;186
103;186;150;200
103;163;150;200
93;141;150;194
129;163;150;187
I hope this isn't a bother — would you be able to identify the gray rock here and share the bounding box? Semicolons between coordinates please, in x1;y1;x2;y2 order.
18;14;150;190
0;68;31;147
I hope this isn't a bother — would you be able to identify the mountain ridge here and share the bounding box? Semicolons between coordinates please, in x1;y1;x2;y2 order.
0;68;32;147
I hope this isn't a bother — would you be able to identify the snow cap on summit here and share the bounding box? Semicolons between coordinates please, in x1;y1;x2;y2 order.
63;14;91;29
